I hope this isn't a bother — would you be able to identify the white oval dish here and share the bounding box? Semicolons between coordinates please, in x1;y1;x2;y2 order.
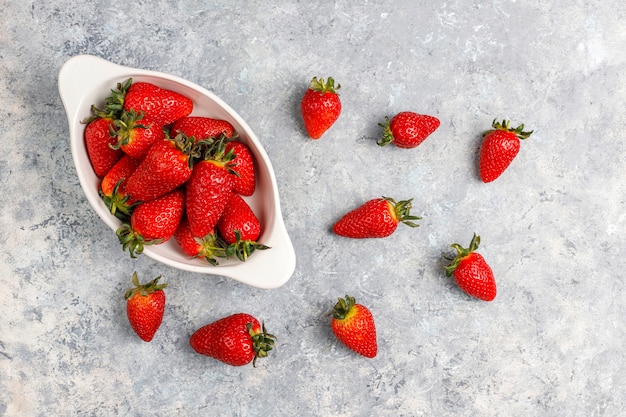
58;54;296;289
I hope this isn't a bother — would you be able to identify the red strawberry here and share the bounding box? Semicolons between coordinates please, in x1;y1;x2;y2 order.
300;76;342;139
378;111;440;148
125;272;167;342
173;218;225;265
185;138;234;238
190;313;275;367
444;233;496;301
125;133;196;202
170;116;235;142
84;117;123;177
331;295;377;358
111;110;166;160
479;119;533;183
217;193;269;261
116;189;185;258
333;197;421;238
225;141;256;196
123;81;193;126
99;154;141;220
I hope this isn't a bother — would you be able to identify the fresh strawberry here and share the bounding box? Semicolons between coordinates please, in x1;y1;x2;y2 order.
125;272;167;342
116;189;185;258
99;154;141;220
444;233;496;301
123;81;193;126
173;218;225;265
110;109;166;160
378;111;440;148
185;137;234;238
84;117;123;177
217;193;269;261
125;133;196;202
170;116;235;142
333;196;421;238
300;76;342;139
225;141;256;196
331;295;377;358
479;119;533;183
190;313;275;367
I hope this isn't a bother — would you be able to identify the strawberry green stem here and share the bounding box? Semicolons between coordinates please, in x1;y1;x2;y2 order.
382;196;422;228
249;322;276;367
444;233;480;277
124;272;168;300
484;119;533;140
309;76;340;94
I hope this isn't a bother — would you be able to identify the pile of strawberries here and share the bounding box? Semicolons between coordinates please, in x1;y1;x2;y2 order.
83;73;533;367
83;78;268;265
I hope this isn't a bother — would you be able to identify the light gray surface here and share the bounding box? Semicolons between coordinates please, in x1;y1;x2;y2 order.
1;1;625;416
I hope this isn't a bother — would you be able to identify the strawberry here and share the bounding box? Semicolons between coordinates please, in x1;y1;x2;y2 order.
123;81;193;126
217;193;269;261
225;141;256;196
170;116;235;142
125;271;167;342
99;154;141;220
125;133;196;202
444;233;496;301
190;313;275;367
300;76;342;139
331;295;377;358
84;117;123;177
110;109;166;160
185;137;234;238
378;111;440;148
116;189;185;258
333;196;421;238
479;119;533;183
173;218;225;265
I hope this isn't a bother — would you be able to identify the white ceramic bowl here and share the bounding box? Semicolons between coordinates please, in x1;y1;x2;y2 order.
58;54;296;289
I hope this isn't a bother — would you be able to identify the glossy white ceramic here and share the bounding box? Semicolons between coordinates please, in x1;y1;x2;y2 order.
58;54;296;289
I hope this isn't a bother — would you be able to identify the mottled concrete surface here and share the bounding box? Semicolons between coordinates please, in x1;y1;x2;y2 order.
1;1;625;416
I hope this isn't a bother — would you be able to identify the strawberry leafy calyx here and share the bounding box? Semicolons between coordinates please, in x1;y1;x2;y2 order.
444;233;481;277
109;109;151;150
82;78;132;124
332;295;356;320
99;179;137;222
383;196;421;228
193;232;227;266
249;321;276;367
308;76;340;95
124;271;168;300
224;231;270;262
115;223;164;258
377;116;395;147
195;133;237;173
485;119;533;140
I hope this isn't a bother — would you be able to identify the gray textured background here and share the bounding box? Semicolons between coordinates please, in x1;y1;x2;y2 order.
1;1;625;416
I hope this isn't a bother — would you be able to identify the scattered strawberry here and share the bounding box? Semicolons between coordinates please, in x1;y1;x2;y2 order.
125;271;167;342
217;193;269;261
479;119;533;183
190;313;275;367
331;295;377;358
99;154;141;220
444;233;496;301
225;141;256;196
123;80;193;126
125;133;196;202
116;189;185;258
185;136;235;238
378;111;440;148
300;76;342;139
333;197;421;238
110;109;166;160
170;116;235;142
173;218;225;265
